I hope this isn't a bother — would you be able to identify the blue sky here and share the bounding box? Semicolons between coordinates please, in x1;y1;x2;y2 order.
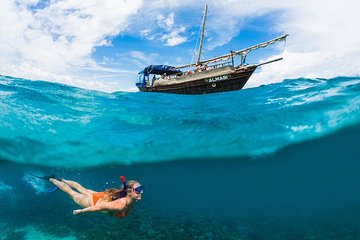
0;0;359;92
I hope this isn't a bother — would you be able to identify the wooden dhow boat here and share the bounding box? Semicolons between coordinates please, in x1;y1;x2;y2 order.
136;5;288;94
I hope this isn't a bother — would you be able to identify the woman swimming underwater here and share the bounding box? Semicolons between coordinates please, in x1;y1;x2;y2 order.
49;176;144;218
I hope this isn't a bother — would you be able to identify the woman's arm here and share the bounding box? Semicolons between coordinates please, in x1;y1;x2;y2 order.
73;199;125;215
73;205;102;215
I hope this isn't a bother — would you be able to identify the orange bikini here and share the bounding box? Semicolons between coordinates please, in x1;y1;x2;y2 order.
92;192;126;218
92;192;105;205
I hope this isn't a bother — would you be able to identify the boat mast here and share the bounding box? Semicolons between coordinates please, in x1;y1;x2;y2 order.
196;4;208;66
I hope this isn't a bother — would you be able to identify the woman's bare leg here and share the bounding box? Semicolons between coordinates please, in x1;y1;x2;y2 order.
49;178;93;207
61;179;95;195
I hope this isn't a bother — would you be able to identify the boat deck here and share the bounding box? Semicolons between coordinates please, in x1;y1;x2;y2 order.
153;65;234;87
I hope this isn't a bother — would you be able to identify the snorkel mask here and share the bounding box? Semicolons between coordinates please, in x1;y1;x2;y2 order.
134;185;145;194
114;176;144;200
121;176;145;194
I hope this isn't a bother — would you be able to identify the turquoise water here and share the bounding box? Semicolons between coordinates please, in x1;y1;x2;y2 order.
0;75;360;239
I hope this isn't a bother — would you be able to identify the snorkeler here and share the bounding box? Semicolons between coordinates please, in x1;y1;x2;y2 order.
47;176;144;218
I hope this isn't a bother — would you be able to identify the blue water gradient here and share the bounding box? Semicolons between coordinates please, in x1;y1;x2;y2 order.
0;121;360;239
1;75;360;239
0;75;359;167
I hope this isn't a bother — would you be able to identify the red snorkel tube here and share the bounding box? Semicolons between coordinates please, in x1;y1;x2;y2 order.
119;176;127;198
111;175;128;200
120;176;126;189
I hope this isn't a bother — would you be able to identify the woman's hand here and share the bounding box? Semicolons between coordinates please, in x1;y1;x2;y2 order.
72;202;121;215
73;209;82;215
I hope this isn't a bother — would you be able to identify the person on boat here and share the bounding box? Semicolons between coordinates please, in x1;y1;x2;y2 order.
203;64;208;71
162;73;169;79
48;176;144;218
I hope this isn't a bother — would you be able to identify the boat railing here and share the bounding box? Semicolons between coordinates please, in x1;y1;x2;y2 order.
206;61;233;70
152;61;233;84
152;72;182;83
181;61;233;75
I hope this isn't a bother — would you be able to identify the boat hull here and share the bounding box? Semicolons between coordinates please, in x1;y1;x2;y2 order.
138;66;257;95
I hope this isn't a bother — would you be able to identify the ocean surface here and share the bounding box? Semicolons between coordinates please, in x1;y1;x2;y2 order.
0;74;360;239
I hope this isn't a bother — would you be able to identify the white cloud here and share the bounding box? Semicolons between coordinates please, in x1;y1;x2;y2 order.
117;51;158;68
140;29;151;37
157;12;175;31
0;0;142;91
129;51;155;64
142;12;188;46
161;26;187;46
248;0;360;87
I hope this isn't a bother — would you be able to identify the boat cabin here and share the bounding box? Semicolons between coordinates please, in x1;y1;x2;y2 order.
136;65;182;88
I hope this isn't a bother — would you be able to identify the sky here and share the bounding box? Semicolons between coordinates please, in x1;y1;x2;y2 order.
0;0;359;92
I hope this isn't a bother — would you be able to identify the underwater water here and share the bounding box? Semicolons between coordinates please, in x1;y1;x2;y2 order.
0;74;360;239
